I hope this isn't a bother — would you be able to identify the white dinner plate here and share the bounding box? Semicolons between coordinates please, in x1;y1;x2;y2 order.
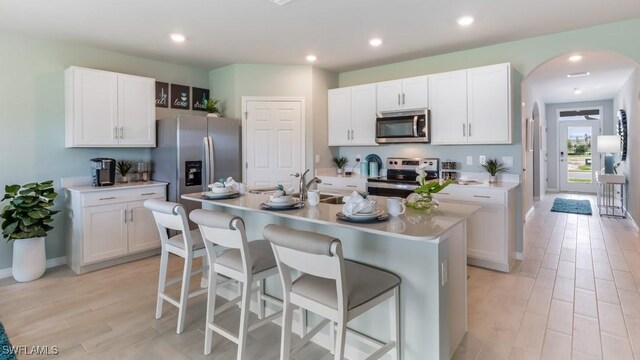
346;209;384;220
266;199;299;208
202;191;239;200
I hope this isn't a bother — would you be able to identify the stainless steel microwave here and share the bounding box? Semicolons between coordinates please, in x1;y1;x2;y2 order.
375;109;430;143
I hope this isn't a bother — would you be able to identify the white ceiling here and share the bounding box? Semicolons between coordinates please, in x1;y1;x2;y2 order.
526;51;638;103
0;0;639;72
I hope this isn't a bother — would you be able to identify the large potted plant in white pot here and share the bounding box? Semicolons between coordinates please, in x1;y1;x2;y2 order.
1;180;58;282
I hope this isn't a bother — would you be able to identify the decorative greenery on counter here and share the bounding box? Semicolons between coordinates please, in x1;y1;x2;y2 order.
116;160;135;178
406;164;453;210
332;156;349;169
481;158;507;176
1;180;59;241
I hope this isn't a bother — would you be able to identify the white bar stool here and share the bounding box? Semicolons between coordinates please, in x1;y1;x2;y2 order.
264;225;401;360
190;209;284;359
144;199;210;334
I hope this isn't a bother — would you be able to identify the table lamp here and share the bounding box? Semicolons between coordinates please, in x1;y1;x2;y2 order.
597;135;621;174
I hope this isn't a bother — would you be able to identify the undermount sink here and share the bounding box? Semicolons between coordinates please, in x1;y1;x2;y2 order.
319;196;346;204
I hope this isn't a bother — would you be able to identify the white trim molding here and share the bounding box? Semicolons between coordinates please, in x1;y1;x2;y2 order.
0;256;66;280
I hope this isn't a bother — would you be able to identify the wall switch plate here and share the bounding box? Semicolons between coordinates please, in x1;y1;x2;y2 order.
441;260;448;286
355;154;362;163
466;156;473;165
315;155;320;164
501;156;514;167
479;156;486;165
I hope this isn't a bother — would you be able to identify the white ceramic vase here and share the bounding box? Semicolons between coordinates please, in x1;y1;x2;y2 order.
337;168;343;175
207;113;219;118
12;237;46;282
489;175;497;183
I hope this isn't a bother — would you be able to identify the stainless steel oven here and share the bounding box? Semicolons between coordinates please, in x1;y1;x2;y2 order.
375;109;430;144
367;158;439;197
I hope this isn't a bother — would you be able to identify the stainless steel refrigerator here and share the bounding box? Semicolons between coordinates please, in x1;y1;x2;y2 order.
151;115;241;227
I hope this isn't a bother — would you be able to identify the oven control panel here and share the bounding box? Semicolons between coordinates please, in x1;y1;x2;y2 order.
387;158;438;172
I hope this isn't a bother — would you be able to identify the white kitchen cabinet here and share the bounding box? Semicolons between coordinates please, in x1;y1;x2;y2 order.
430;63;511;145
433;184;517;272
328;84;377;146
467;64;511;144
66;182;167;274
429;70;468;144
376;76;429;113
65;66;156;148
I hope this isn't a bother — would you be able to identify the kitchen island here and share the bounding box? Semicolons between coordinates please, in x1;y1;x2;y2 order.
182;192;479;360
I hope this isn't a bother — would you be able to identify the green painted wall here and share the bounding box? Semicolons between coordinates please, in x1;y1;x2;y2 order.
0;31;210;271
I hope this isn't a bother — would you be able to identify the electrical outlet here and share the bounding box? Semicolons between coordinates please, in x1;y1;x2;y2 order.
355;154;362;163
315;155;320;164
501;156;514;167
441;260;448;286
466;156;473;165
479;156;486;165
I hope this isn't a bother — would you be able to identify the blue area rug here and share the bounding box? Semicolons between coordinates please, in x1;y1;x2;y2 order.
0;323;16;360
551;198;592;215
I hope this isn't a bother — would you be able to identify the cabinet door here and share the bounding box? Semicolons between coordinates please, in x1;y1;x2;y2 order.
376;80;402;113
127;199;161;253
117;74;156;147
350;84;377;146
328;88;351;146
467;64;511;144
68;68;119;147
401;76;429;110
82;203;128;264
467;205;507;264
429;70;468;144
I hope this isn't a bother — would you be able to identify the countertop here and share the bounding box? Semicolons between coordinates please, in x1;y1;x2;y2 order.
447;181;520;190
182;192;479;243
65;181;168;193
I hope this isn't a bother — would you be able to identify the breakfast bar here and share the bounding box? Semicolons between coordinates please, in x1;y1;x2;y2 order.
182;192;479;360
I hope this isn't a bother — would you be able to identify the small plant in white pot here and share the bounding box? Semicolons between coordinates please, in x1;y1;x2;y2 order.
206;98;221;117
481;158;507;183
332;156;349;175
1;180;58;282
116;160;135;183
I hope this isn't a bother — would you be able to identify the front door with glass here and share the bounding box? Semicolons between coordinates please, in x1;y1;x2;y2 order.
558;118;601;193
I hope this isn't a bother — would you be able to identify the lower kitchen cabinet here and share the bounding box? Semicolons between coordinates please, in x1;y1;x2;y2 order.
433;184;517;272
317;176;368;193
66;182;167;274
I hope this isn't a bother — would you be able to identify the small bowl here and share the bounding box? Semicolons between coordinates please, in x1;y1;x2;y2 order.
210;186;233;194
357;201;377;214
269;194;293;203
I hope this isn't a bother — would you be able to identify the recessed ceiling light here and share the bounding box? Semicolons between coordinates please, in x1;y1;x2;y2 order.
569;54;583;62
567;71;591;78
270;0;294;4
573;88;583;95
305;55;317;62
457;16;474;26
369;38;383;47
170;33;186;43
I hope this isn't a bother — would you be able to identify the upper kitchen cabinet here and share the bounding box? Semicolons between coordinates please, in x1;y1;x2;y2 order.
65;66;156;148
376;76;429;113
430;63;511;145
328;84;377;146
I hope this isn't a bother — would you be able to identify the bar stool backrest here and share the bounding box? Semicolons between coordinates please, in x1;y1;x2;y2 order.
144;199;192;250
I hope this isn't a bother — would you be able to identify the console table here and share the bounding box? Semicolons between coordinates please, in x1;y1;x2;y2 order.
595;173;626;218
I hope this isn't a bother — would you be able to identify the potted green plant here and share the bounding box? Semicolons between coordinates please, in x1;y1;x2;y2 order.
481;158;507;183
116;160;135;183
206;98;220;117
406;164;453;210
332;156;349;175
1;180;58;282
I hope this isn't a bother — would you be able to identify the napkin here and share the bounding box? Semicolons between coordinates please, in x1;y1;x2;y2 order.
342;191;376;216
210;177;238;191
271;187;294;198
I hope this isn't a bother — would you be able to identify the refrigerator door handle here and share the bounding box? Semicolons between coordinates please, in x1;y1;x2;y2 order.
203;137;210;190
208;136;215;186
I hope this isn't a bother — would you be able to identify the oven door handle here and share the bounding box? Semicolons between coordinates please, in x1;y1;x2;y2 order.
413;116;418;137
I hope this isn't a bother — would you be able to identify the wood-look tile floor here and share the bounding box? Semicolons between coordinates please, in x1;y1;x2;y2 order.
453;193;640;360
1;193;638;359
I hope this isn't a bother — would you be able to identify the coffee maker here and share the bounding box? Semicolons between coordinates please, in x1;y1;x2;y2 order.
90;158;116;186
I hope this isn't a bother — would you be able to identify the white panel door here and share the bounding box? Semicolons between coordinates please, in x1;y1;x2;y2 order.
467;64;511;144
376;80;402;113
350;84;377;146
117;74;156;146
72;68;119;146
127;199;161;253
328;88;351;146
429;70;468;144
401;76;429;110
245;100;303;191
82;203;128;264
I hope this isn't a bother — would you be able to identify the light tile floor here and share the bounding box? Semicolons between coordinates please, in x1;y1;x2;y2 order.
453;193;640;360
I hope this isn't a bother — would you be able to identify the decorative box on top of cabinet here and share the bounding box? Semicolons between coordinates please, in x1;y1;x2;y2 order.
65;66;156;148
65;181;167;274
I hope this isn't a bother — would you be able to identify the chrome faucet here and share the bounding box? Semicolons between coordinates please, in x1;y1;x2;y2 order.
291;169;321;201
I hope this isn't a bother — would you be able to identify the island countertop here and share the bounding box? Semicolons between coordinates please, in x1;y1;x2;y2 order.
182;192;479;243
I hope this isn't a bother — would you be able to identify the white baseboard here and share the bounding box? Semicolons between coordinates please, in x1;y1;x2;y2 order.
525;207;535;220
0;256;67;280
516;252;524;261
627;212;639;232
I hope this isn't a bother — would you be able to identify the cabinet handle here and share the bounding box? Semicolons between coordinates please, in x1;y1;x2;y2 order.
113;127;118;140
130;209;134;222
350;129;354;139
462;123;466;137
123;209;127;223
439;192;450;195
141;192;156;196
397;94;401;105
99;196;116;201
120;126;124;139
346;185;358;188
402;93;406;105
347;129;350;140
469;124;472;137
324;183;334;186
473;195;491;199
